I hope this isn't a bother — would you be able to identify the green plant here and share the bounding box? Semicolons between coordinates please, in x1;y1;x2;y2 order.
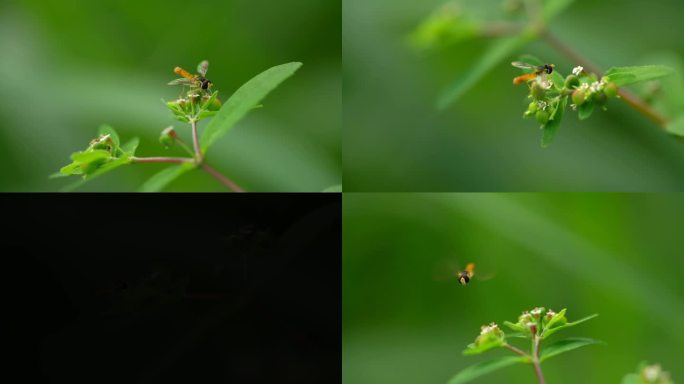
622;362;674;384
447;307;600;384
411;0;683;147
52;60;302;191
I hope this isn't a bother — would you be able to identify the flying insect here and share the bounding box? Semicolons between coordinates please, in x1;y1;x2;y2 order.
511;61;555;85
168;60;213;92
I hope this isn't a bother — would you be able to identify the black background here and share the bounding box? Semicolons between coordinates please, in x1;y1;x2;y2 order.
0;194;340;383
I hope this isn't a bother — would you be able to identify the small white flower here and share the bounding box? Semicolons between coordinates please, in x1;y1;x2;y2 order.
570;103;577;111
643;364;662;381
572;66;584;76
480;322;499;335
537;101;548;110
540;79;553;90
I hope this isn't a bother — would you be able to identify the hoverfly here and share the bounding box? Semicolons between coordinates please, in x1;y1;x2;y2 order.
511;61;555;85
168;60;213;93
433;260;493;286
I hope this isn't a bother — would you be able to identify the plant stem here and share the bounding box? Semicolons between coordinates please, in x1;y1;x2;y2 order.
131;156;193;164
191;119;202;163
531;334;545;384
200;163;245;192
504;343;529;358
540;29;669;128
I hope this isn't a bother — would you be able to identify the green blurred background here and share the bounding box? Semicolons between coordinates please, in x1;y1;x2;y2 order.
343;0;684;191
0;0;340;191
343;193;684;383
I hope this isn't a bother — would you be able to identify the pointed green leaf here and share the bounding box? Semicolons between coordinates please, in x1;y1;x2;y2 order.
83;156;132;180
543;313;598;339
71;149;110;163
58;162;82;176
438;35;530;110
541;96;568;148
578;100;594;120
201;62;302;153
138;163;195;192
540;338;603;362
503;321;527;333
98;124;120;147
447;356;527;384
604;65;674;86
121;137;140;155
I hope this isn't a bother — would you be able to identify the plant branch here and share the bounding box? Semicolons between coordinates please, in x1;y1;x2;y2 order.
131;156;193;164
531;334;545;384
504;343;529;358
200;163;244;192
191;119;202;163
540;29;668;128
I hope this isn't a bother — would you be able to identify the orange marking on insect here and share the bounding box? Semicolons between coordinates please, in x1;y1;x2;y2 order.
512;72;538;84
174;67;195;81
465;262;476;275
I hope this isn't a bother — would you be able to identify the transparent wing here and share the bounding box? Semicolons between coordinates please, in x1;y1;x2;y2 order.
511;61;536;70
197;60;209;76
432;258;461;282
168;78;196;86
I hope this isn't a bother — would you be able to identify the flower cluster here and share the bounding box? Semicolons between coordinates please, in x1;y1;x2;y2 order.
520;62;619;127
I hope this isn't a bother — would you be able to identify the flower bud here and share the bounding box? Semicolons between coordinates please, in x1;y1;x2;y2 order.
572;89;586;106
604;82;618;98
535;110;550;125
564;75;580;89
159;126;177;148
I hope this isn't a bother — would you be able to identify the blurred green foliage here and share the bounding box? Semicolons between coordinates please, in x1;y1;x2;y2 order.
0;0;340;191
343;193;684;383
343;0;684;191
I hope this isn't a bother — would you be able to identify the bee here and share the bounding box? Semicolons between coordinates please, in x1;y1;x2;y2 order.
168;60;213;92
511;61;555;85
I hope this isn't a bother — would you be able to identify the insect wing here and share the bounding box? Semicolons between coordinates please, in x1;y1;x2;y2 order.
432;258;462;282
197;60;209;77
511;61;536;70
168;78;196;86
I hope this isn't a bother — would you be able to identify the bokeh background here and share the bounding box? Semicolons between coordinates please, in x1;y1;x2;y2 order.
343;193;684;383
343;0;684;191
0;0;340;191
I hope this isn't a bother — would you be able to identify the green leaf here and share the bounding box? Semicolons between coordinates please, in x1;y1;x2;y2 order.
503;321;526;333
83;156;132;180
98;124;120;148
322;184;341;192
438;35;530;110
138;163;195;192
58;162;82;176
121;137;140;155
578;101;594;120
71;149;110;163
665;114;684;136
447;356;526;384
604;65;674;86
59;155;132;191
620;374;641;384
201;62;302;153
540;338;603;362
541;96;568;148
542;313;598;339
